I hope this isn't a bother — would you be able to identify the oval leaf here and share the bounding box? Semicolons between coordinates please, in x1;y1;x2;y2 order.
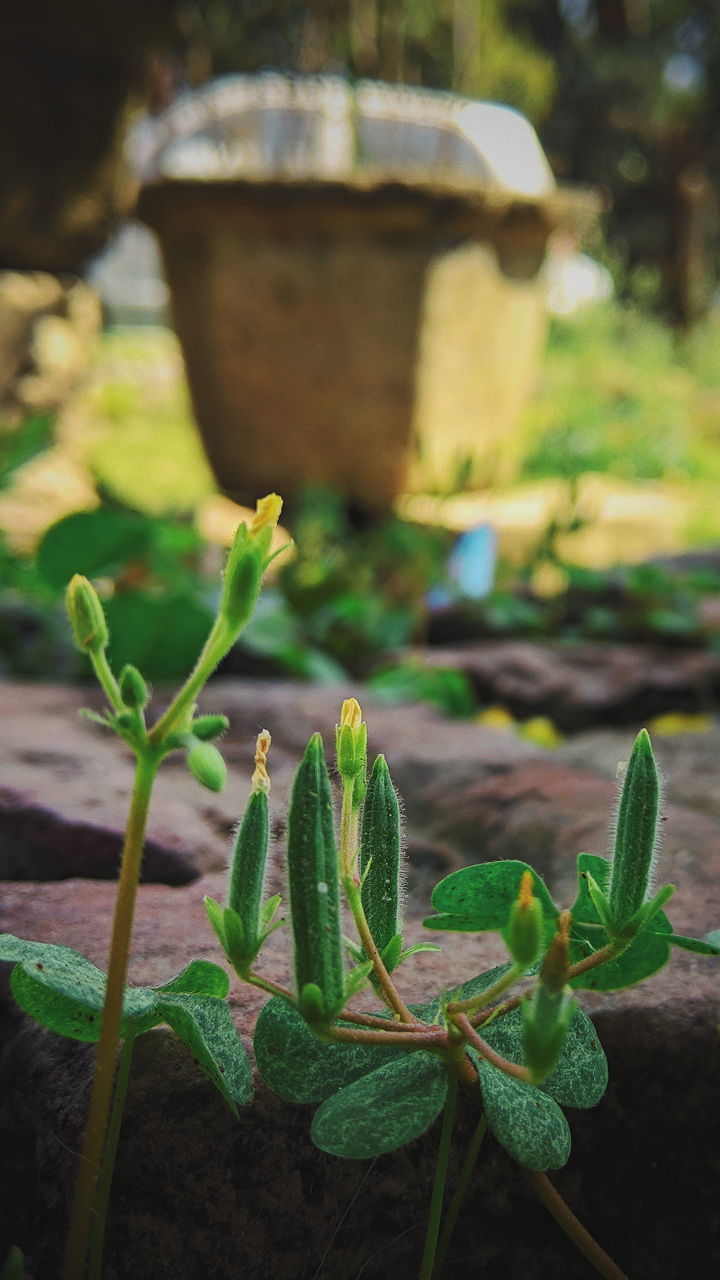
36;509;152;590
1;936;157;1042
153;959;230;999
425;862;558;946
155;993;252;1110
254;996;409;1103
311;1052;448;1159
474;1055;571;1171
480;1005;608;1109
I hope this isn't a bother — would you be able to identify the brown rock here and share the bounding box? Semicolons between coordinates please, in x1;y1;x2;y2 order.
418;639;720;730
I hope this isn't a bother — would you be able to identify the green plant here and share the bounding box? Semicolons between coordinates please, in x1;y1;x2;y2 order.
1;493;719;1280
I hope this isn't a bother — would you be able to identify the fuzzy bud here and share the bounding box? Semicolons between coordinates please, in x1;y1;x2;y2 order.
506;870;543;969
608;729;661;931
119;664;149;710
66;574;108;654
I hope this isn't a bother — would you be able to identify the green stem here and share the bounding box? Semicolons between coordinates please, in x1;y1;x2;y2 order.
343;876;414;1022
326;1024;448;1048
87;1035;136;1280
89;649;123;714
453;1014;531;1082
149;617;231;744
448;963;523;1016
62;749;160;1280
433;1116;488;1277
525;1170;630;1280
419;1072;458;1280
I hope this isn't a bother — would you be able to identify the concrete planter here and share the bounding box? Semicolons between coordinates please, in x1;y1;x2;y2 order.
137;78;598;511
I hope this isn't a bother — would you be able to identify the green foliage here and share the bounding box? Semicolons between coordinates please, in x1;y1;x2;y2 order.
473;1056;571;1172
286;735;345;1022
253;997;410;1105
424;860;559;951
0;938;249;1109
311;1053;448;1160
360;755;402;957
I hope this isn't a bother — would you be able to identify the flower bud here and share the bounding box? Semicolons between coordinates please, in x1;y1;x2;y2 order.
506;870;543;969
187;737;227;792
218;494;283;635
191;714;230;742
335;698;367;781
66;574;108;654
119;664;149;710
608;729;660;931
522;985;577;1084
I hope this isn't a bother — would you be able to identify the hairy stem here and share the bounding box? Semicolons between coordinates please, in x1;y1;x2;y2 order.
433;1116;488;1277
87;1035;135;1280
447;963;523;1016
343;876;415;1022
525;1170;630;1280
454;1014;531;1081
419;1073;458;1280
149;617;231;744
327;1024;448;1049
63;750;160;1280
89;649;124;714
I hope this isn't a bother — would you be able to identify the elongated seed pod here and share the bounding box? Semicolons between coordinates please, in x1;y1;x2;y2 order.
608;729;660;928
287;734;344;1021
227;732;271;963
360;754;401;953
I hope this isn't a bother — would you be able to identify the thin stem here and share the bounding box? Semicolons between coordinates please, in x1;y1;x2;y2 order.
339;777;360;878
419;1072;458;1280
433;1116;488;1277
343;877;415;1022
327;1024;448;1049
149;617;230;745
525;1170;630;1280
243;972;429;1034
89;649;123;714
87;1035;136;1280
567;943;618;982
448;964;523;1016
454;1014;531;1082
63;749;160;1280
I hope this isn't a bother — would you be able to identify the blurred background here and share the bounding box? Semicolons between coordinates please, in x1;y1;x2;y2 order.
2;0;720;733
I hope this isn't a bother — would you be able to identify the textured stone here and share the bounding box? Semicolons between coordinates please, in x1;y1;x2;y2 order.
2;675;720;1277
417;639;720;730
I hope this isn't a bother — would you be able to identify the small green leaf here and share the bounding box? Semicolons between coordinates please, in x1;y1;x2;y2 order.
480;1006;608;1108
473;1054;571;1171
153;959;230;999
311;1052;448;1159
0;937;157;1042
667;933;720;957
36;509;153;590
569;855;672;990
254;996;409;1103
344;961;374;1001
154;993;252;1110
424;862;558;947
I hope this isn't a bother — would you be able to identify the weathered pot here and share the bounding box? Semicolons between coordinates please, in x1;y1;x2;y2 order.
137;78;598;512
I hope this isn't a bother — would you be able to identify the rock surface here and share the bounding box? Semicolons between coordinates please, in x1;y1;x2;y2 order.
417;638;720;730
1;675;720;1278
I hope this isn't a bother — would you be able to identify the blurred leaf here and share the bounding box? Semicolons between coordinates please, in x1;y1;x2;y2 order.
35;509;153;590
103;590;213;680
367;662;476;717
0;413;55;488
